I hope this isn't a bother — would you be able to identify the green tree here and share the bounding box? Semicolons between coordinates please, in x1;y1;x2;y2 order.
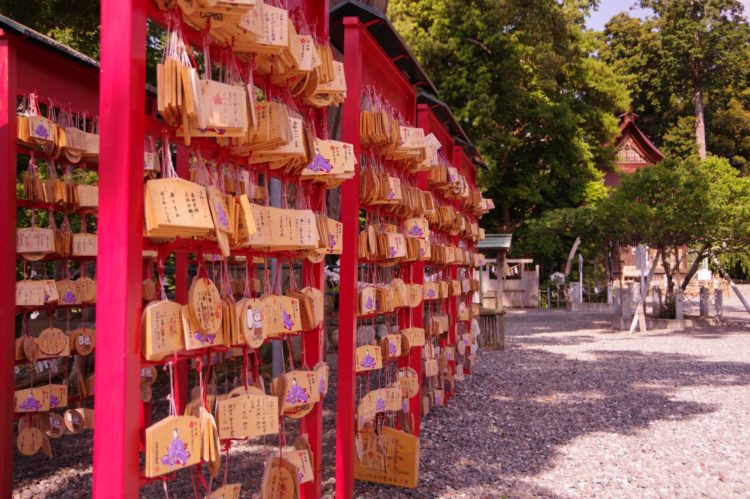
0;0;101;58
640;0;750;159
599;156;750;301
602;2;750;165
389;0;628;235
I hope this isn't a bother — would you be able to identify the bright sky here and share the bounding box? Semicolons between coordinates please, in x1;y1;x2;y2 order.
586;0;750;30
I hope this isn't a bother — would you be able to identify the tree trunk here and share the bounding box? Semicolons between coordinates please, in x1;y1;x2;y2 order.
661;247;675;302
693;70;707;159
681;244;711;290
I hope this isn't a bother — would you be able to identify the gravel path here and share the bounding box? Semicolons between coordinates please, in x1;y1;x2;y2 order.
357;309;750;498
13;309;750;497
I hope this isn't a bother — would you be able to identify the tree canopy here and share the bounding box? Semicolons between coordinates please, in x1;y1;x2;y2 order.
389;0;629;231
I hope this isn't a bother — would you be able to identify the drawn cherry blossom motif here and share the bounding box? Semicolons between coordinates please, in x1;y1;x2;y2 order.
375;396;386;412
389;246;397;258
426;288;436;299
193;331;216;345
364;296;374;312
49;394;59;409
318;376;326;396
34;123;49;139
285;379;310;405
306;152;333;173
408;225;424;237
328;234;336;250
216;203;229;228
161;428;190;466
212;94;224;106
282;309;294;331
19;393;42;411
388;341;397;357
61;290;77;304
360;351;376;369
387;190;396;200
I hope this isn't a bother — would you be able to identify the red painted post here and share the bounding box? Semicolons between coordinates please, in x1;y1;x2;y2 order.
336;16;363;499
173;144;190;413
93;1;147;497
0;30;17;499
301;185;325;499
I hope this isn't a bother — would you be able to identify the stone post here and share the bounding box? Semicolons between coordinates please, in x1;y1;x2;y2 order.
621;286;633;320
714;288;723;320
675;288;685;320
699;286;709;317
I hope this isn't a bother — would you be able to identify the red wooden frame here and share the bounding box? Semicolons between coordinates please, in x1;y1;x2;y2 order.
0;24;102;498
337;16;422;498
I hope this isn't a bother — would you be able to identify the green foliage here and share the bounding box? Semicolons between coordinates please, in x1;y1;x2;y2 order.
600;2;750;167
600;156;750;251
0;0;101;58
389;0;628;231
662;116;698;160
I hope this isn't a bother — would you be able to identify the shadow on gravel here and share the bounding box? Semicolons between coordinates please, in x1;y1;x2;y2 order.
369;346;750;498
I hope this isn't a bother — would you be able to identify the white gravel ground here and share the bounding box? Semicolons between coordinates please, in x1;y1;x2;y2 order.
358;307;750;498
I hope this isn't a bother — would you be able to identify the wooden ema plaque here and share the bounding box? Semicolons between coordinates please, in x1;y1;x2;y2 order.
283;448;314;484
37;328;70;358
15;387;50;413
217;393;279;439
16;227;55;256
16;280;59;306
206;484;242;499
237;298;265;348
355;345;382;373
354;426;420;489
397;368;420;399
272;370;319;418
70;328;96;356
401;327;425;348
145;415;201;478
56;279;80;305
265;294;302;337
381;334;402;360
188;277;223;334
261;456;299;499
142;300;184;361
182;304;225;350
72;233;97;256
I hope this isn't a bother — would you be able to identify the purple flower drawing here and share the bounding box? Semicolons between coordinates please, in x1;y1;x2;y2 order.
19;394;42;411
389;246;397;258
402;400;409;413
193;332;216;345
388;341;397;356
426;288;436;299
61;290;77;304
360;351;376;369
216;203;229;228
306;153;333;173
408;225;424;237
34;123;49;139
50;394;59;409
365;296;374;312
375;396;386;412
328;234;336;250
161;429;190;466
419;248;426;257
285;380;310;405
318;376;326;396
282;309;294;331
387;190;396;200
